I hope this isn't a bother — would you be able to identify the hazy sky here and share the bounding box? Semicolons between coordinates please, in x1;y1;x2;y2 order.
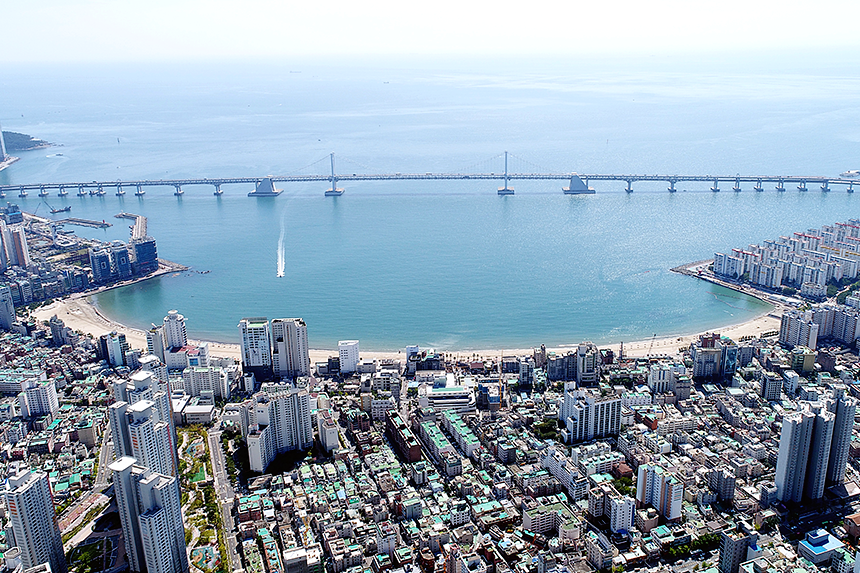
4;0;860;62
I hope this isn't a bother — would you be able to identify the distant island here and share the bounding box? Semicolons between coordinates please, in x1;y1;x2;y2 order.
2;131;51;151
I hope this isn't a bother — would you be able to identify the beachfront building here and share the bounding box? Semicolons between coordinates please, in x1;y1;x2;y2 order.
780;310;820;350
338;340;360;374
271;318;310;380
239;317;272;379
3;468;67;573
689;333;738;380
162;309;187;348
247;383;313;472
99;331;129;367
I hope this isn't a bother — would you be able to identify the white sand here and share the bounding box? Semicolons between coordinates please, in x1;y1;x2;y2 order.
32;292;785;365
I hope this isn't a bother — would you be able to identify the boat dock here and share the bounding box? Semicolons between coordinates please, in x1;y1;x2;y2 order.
115;212;147;239
56;217;112;229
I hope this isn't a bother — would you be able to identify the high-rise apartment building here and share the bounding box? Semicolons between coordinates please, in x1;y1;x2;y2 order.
636;464;683;522
338;340;360;374
827;390;857;485
182;366;230;401
560;390;621;442
8;226;29;269
804;405;835;501
0;283;14;330
19;378;59;419
162;309;187;349
248;383;313;472
3;468;67;573
719;521;758;573
779;310;820;350
239;317;272;378
111;457;188;573
271;318;310;379
775;410;815;503
146;324;166;362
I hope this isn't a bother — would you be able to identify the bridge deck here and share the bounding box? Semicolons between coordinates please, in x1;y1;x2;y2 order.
1;173;856;193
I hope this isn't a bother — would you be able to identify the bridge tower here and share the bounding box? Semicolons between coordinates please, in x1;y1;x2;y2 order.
58;186;67;197
325;153;344;196
39;186;49;197
497;151;514;195
135;185;145;196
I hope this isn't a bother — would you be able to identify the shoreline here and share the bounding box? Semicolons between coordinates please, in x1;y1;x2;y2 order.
32;258;785;364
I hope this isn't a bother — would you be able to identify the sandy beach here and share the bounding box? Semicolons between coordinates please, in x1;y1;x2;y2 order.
32;289;785;366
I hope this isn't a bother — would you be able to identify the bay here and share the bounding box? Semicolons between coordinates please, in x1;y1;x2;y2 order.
2;55;859;350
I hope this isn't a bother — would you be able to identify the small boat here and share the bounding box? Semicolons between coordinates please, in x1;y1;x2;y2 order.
841;170;859;178
50;206;71;214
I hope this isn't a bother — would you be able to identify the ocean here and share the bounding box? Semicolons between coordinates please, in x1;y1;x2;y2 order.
2;53;860;350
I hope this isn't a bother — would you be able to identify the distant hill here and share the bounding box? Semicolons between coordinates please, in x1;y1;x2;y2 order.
2;131;51;152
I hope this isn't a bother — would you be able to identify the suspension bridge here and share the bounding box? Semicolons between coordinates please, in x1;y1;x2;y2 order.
0;152;857;198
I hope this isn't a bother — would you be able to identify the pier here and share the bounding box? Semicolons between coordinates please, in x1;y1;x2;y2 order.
115;212;147;239
56;217;112;229
1;152;857;197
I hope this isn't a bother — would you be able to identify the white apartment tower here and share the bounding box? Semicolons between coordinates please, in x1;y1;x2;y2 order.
127;400;176;477
146;324;166;362
248;383;313;472
3;468;67;573
828;391;857;485
19;378;59;419
779;310;819;350
239;317;272;374
609;496;635;534
560;390;621;442
338;340;360;374
803;405;835;501
182;366;230;401
271;318;310;379
162;309;187;349
110;457;188;573
775;410;815;503
636;464;684;521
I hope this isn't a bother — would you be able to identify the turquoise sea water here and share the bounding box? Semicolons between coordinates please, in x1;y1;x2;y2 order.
2;55;860;350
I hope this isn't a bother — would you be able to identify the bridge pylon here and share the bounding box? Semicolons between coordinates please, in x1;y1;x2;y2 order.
754;179;764;192
733;178;741;192
668;180;677;193
214;184;223;196
821;181;830;192
18;187;27;198
39;186;49;197
625;180;633;193
116;185;125;197
710;179;720;192
78;185;87;197
325;153;344;196
498;151;514;195
776;180;785;192
135;185;145;197
798;180;807;191
58;186;67;197
174;185;184;197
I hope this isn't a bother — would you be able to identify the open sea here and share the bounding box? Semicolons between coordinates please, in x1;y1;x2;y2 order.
2;53;860;350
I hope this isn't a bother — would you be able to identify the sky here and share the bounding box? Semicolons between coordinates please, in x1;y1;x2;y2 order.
3;0;860;63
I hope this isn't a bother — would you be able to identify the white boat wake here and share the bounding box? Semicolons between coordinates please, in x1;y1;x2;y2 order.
277;208;286;277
